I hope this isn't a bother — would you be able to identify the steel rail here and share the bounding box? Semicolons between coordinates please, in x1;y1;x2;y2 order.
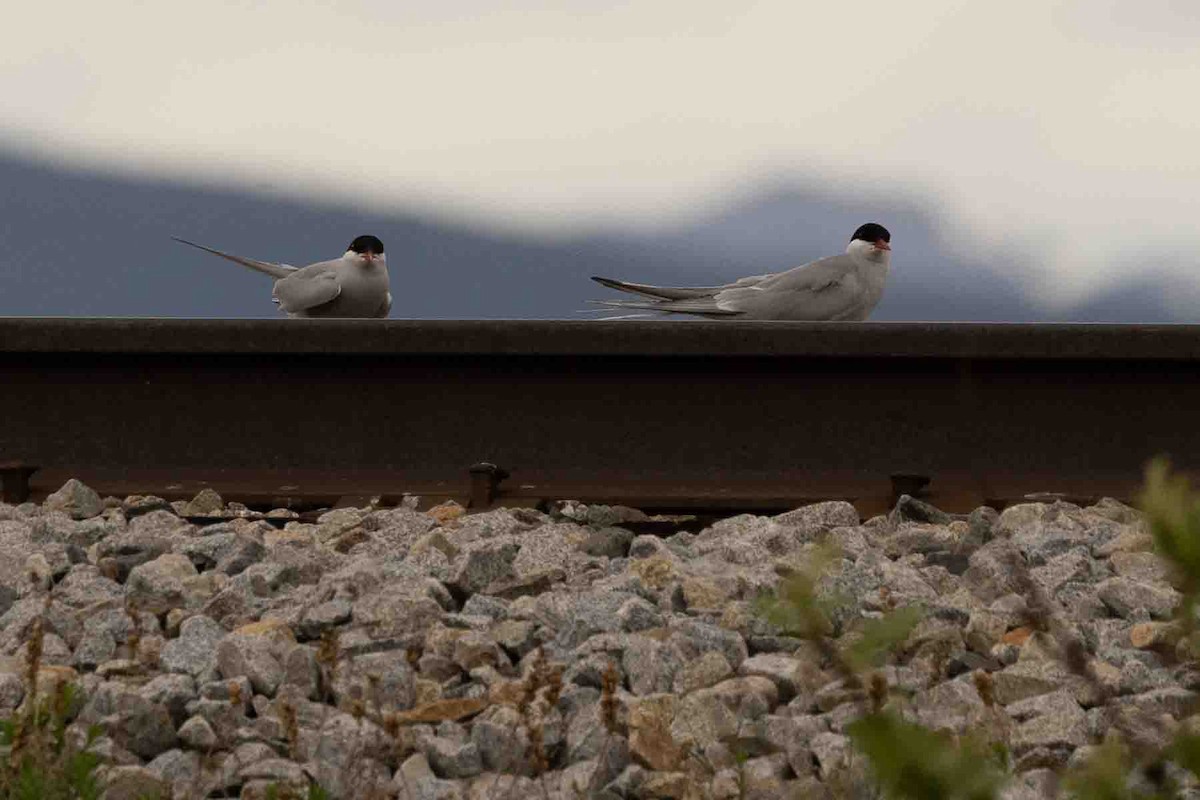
2;319;1197;516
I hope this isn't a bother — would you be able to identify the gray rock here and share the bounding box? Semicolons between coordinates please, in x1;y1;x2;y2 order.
283;644;322;700
0;596;81;653
565;651;622;689
1030;549;1103;596
79;682;178;760
890;495;952;526
879;558;939;603
741;752;791;798
1008;689;1088;755
0;521;38;594
556;591;635;650
962;540;1028;603
512;522;590;576
622;636;683;696
628;534;676;560
616;597;664;632
138;673;196;727
0;672;25;715
581;527;635;559
311;712;395;797
461;594;509;620
0;584;16;618
555;501;647;527
1097;577;1179;620
184;697;248;749
449;537;520;595
160;614;225;681
1117;686;1198;719
177;529;235;569
490;618;538;658
817;557;881;633
774;501;860;533
1055;581;1112;622
600;764;647;798
421;734;484;779
393;752;464;800
960;506;999;551
238;757;308;784
81;605;161;652
1118;660;1169;695
52;565;123;609
201;583;270;629
825;525;873;560
331;651;415;714
471;705;530;773
672;650;733;695
964;609;1007;654
1000;768;1061;800
177;715;218;750
883;523;958;558
16;630;72;666
125;553;198;615
216;633;284;697
1110;551;1172;584
122;495;173;518
347;583;446;644
669;689;739;751
913;678;993;733
182;488;224;517
145;750;203;800
72;625;117;670
214;533;266;575
566;703;622;764
993;660;1100;706
737;653;804;702
809;732;851;780
449;629;509;672
178;527;265;576
669;619;748;670
482;568;566;599
30;512;118;549
98;510;193;580
570;734;630;793
101;765;169;800
299;598;353;639
45;478;104;520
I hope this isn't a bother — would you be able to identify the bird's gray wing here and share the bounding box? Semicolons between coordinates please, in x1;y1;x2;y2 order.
171;237;296;279
375;292;393;318
590;276;732;301
271;261;343;313
714;255;863;319
586;298;745;316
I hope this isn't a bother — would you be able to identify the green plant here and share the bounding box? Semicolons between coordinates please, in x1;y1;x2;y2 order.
1140;458;1200;633
0;682;104;800
847;711;1007;800
755;543;995;797
265;782;331;800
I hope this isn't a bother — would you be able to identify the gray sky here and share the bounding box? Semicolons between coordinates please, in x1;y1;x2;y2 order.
2;0;1198;305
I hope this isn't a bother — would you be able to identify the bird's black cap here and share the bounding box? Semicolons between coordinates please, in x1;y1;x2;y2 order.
851;223;890;243
348;235;385;255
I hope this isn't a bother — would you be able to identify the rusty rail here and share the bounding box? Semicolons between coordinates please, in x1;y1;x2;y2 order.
2;319;1197;516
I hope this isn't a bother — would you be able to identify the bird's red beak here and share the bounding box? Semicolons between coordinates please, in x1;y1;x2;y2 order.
874;239;891;251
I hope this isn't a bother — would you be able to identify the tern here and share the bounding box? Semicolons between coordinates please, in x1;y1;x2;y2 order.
590;223;891;321
172;234;392;318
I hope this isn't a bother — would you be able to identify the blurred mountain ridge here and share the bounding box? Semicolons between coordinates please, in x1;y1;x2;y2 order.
0;150;1185;322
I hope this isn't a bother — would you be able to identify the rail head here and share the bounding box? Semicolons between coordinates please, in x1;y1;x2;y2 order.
2;318;1200;360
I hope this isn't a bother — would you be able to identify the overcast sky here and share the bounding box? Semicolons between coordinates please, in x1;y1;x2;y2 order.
2;1;1197;303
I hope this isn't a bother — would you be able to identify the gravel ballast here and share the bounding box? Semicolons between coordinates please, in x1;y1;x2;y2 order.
0;483;1193;799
